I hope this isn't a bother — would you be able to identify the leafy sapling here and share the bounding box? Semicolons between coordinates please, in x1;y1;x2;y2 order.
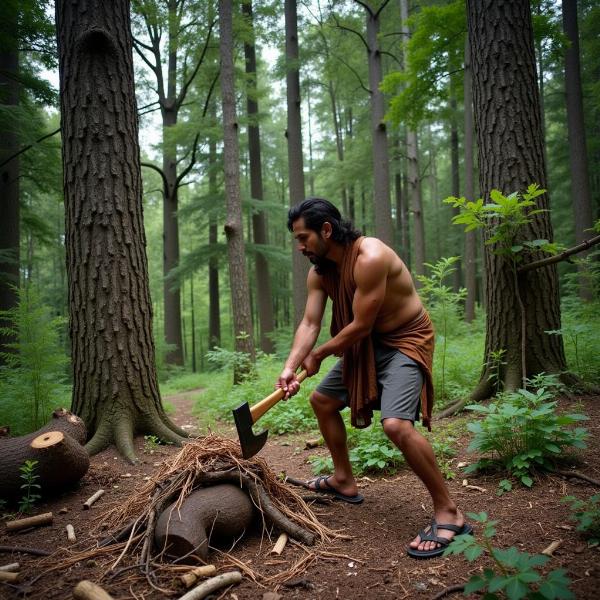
562;494;600;545
18;460;41;514
444;512;574;599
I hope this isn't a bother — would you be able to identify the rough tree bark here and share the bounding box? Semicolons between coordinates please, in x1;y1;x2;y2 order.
463;34;477;323
467;0;568;399
357;0;393;246
0;2;20;364
219;0;256;380
562;0;594;300
242;0;275;354
56;0;187;462
285;0;309;327
208;120;221;351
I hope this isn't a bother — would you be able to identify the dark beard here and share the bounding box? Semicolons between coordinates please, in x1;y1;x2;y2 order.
309;255;336;275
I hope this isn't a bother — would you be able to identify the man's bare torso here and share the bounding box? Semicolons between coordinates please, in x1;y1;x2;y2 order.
320;237;423;333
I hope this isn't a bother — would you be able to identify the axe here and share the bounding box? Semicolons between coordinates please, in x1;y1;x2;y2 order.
233;370;308;459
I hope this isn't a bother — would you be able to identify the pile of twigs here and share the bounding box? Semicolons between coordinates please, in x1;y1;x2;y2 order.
27;434;343;596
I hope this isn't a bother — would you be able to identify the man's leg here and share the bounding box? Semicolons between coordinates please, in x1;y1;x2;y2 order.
308;391;359;497
382;418;463;552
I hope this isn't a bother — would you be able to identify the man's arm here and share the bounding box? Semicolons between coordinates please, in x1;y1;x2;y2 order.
277;268;327;397
305;249;387;372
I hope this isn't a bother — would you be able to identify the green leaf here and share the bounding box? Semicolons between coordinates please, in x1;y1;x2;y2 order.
464;576;487;594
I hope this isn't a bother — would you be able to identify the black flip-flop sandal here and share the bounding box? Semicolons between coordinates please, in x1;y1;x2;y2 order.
407;520;473;559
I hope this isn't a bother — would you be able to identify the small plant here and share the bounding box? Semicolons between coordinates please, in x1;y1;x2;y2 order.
465;384;588;490
143;434;161;453
487;348;507;394
18;460;41;514
562;494;600;544
417;256;467;402
445;512;574;599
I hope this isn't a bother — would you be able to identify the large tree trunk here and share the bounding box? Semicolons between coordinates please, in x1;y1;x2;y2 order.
219;0;256;382
56;0;187;462
363;2;393;246
0;3;20;364
467;0;568;399
562;0;594;300
243;0;275;354
463;34;477;323
285;0;308;326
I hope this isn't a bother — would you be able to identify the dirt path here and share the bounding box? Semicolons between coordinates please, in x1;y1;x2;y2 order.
1;393;599;599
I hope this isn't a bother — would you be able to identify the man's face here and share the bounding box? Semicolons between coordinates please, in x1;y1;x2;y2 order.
292;217;329;265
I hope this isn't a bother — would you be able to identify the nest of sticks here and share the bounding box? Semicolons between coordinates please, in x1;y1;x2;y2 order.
22;435;350;596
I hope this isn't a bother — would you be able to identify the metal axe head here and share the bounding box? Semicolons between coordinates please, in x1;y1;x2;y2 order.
233;402;268;459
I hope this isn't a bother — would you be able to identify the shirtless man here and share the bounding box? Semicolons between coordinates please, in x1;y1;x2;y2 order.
277;197;470;559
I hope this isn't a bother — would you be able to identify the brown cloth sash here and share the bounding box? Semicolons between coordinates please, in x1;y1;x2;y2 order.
321;237;435;431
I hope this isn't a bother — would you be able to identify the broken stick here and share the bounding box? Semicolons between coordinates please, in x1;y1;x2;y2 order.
5;512;53;532
181;565;217;588
177;571;242;600
73;580;114;600
270;533;288;556
542;540;562;556
0;563;19;572
66;524;76;542
83;490;105;510
0;571;19;582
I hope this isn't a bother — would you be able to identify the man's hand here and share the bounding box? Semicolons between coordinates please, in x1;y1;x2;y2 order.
276;367;301;399
302;351;322;377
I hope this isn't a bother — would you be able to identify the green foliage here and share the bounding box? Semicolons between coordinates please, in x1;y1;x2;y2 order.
417;256;467;402
562;494;600;544
465;381;588;490
487;348;508;394
445;512;574;599
206;346;255;379
143;434;161;453
0;287;70;436
444;185;559;262
18;460;41;514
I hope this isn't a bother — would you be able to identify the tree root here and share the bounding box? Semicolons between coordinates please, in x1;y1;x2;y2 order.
0;546;51;557
430;583;465;599
552;469;600;487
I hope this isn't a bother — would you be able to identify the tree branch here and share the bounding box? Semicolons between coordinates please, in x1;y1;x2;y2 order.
332;14;370;54
331;53;371;94
353;0;374;18
373;0;393;19
175;133;200;187
0;128;61;169
141;162;168;194
517;234;600;273
202;70;220;118
176;19;216;110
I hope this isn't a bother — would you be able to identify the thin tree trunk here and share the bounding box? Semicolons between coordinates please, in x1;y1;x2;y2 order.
562;0;594;300
450;92;462;291
467;0;568;399
57;0;186;462
190;276;196;372
285;0;308;326
208;122;221;351
219;0;256;382
464;34;477;323
328;81;349;216
243;0;275;354
0;3;20;363
363;2;393;246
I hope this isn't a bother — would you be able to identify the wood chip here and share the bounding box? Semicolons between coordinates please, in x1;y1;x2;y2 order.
542;540;562;556
83;489;105;510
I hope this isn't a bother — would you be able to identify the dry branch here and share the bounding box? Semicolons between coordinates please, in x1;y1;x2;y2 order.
177;570;242;600
5;513;53;532
0;545;51;556
0;563;19;572
66;524;76;542
271;533;288;556
0;571;19;582
181;565;217;588
553;469;600;487
83;490;105;509
73;580;115;600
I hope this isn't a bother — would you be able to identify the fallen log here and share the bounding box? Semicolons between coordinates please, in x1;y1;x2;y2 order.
155;484;254;560
0;409;89;500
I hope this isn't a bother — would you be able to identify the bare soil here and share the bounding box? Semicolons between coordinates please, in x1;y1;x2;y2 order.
1;392;599;600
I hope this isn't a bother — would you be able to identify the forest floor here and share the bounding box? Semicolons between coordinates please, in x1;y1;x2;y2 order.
1;390;599;600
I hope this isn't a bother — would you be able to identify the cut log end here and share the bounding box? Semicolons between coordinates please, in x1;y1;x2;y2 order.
31;431;65;449
73;580;115;600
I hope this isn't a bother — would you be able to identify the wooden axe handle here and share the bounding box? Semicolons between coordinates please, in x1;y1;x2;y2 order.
250;370;308;424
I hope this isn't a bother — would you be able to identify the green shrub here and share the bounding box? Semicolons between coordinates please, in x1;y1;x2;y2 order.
445;512;574;599
465;383;588;489
18;460;41;514
0;287;70;435
562;494;600;544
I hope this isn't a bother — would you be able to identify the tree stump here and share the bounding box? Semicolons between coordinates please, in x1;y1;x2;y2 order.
0;413;90;500
154;484;254;560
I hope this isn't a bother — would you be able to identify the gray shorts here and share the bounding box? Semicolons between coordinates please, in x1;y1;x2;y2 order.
315;342;423;423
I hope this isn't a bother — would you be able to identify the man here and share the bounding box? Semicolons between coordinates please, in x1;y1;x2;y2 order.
277;197;470;559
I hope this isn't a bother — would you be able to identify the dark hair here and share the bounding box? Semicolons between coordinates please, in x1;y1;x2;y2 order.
287;197;362;245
